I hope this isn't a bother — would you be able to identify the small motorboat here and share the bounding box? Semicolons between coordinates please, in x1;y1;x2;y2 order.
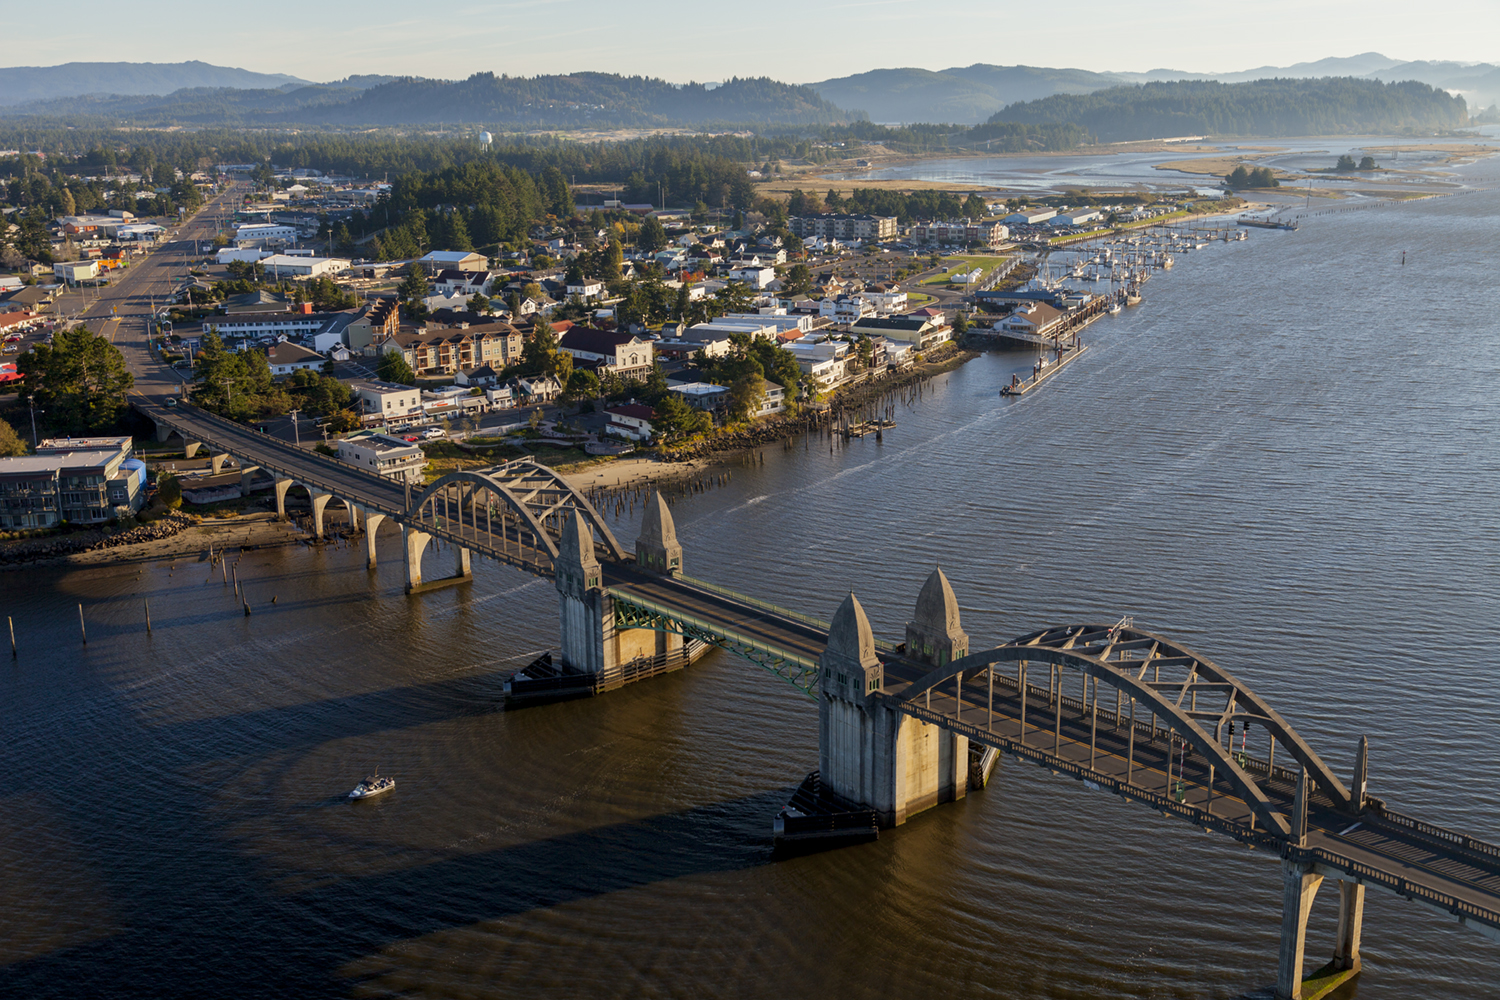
349;772;395;800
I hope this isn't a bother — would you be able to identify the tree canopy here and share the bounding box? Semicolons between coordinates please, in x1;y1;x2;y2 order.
18;326;135;433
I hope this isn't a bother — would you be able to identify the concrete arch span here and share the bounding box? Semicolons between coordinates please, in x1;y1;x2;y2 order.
407;462;626;561
897;623;1354;837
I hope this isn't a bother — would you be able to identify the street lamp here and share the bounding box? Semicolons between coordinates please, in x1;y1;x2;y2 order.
28;399;44;448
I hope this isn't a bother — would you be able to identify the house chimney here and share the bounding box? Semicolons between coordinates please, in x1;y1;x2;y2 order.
300;302;313;315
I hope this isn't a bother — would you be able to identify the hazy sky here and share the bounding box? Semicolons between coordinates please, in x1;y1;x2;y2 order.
11;0;1499;83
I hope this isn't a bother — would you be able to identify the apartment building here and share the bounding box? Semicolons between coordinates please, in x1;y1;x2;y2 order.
788;213;898;241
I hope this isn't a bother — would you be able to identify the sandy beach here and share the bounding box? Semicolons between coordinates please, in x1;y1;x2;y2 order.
560;454;724;492
5;513;306;571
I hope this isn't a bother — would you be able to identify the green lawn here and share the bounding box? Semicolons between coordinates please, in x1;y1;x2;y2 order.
919;255;1010;288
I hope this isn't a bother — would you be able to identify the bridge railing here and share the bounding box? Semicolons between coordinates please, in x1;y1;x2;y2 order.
153;405;405;515
1286;844;1500;932
1369;808;1500;864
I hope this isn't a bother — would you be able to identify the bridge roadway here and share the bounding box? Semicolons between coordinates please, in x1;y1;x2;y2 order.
140;398;836;675
889;651;1500;942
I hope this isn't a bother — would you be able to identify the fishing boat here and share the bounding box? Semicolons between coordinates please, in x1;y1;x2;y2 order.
349;771;395;800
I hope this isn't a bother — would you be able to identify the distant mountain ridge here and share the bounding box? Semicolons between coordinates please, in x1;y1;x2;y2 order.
0;60;312;106
811;54;1500;123
2;71;853;128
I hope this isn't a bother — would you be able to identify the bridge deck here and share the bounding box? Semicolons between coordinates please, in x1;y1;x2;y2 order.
890;667;1500;935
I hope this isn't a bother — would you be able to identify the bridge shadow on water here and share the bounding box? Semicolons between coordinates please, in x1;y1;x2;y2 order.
2;784;790;999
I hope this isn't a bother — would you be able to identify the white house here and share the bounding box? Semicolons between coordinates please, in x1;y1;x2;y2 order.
484;384;516;409
606;403;656;442
818;295;876;324
349;379;425;425
336;433;426;484
565;279;606;300
265;341;324;376
727;265;776;289
557;327;655;380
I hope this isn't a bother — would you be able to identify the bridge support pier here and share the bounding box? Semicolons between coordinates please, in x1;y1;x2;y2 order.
184;441;202;459
210;453;232;476
344;500;360;532
309;490;333;540
361;510;386;568
1333;881;1364;973
402;525;471;594
274;477;293;518
1276;861;1323;999
239;465;260;495
816;574;972;830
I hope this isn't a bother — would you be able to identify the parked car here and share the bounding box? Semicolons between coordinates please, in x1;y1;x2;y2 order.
421;426;445;440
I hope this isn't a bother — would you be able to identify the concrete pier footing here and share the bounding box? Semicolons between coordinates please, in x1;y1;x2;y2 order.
361;510;386;568
816;573;971;829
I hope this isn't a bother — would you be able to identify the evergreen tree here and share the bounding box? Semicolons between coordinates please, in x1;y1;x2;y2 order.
447;210;474;251
377;351;416;385
18;326;135;433
0;418;26;456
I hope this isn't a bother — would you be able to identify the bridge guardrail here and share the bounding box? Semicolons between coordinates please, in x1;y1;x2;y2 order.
607;587;822;693
1369;808;1500;865
1286;844;1500;931
151;404;405;516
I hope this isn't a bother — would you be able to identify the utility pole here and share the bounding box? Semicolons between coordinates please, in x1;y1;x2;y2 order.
289;408;301;446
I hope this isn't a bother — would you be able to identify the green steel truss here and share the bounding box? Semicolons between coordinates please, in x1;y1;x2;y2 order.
607;589;821;696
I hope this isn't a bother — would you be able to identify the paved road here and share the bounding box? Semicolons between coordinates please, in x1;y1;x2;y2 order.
69;183;247;399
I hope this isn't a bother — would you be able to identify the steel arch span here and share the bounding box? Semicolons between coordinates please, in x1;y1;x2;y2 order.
405;459;626;561
897;622;1354;839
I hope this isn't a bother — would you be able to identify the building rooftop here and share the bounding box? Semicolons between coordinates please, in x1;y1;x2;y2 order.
349;379;418;394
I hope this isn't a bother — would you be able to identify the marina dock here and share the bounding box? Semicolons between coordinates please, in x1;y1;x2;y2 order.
1000;342;1089;396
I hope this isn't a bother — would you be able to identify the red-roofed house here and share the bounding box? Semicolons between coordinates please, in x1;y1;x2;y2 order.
605;403;656;442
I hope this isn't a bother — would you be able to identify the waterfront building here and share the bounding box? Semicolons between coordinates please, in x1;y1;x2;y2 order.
849;315;952;349
335;433;426;484
605;403;657;442
0;436;144;528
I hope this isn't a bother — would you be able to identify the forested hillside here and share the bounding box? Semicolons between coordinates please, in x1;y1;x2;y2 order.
987;78;1469;140
4;72;854;128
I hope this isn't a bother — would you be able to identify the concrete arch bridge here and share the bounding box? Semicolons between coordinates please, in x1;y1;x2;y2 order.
141;399;1498;1000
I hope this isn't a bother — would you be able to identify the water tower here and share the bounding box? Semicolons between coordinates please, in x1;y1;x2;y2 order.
479;131;493;147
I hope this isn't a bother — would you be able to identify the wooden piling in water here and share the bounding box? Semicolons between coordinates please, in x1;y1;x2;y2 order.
78;604;87;645
8;616;14;658
145;599;152;634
